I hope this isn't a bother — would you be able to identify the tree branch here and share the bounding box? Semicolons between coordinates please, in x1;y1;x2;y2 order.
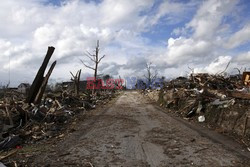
152;70;158;80
70;71;75;78
86;51;95;57
83;63;95;70
98;55;105;63
77;69;81;80
85;51;96;62
188;65;194;73
80;59;95;70
217;61;230;75
234;67;242;75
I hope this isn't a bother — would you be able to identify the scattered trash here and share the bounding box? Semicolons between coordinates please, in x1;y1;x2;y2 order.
144;72;250;145
211;99;235;108
198;116;205;122
186;109;195;118
0;136;22;150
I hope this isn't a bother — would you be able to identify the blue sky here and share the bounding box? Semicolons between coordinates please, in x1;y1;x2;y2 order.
0;0;250;86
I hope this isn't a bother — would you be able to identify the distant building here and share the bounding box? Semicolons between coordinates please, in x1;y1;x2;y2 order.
17;83;30;94
62;81;88;91
7;87;18;91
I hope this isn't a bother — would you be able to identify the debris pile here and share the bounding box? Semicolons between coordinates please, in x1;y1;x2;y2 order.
0;89;116;151
0;46;117;152
146;73;250;141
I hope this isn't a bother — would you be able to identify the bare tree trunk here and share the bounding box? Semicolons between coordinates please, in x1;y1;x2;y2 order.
34;61;57;104
27;46;55;104
93;41;99;95
80;40;105;95
70;69;81;96
76;69;81;95
94;40;99;80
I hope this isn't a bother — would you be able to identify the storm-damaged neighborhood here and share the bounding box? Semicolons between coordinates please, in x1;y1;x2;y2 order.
0;0;250;166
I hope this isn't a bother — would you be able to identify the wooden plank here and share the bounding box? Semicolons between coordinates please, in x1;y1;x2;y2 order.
227;91;250;100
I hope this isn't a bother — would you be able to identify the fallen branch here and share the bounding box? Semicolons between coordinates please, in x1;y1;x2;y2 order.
88;162;94;167
243;115;249;137
0;149;17;161
194;147;208;153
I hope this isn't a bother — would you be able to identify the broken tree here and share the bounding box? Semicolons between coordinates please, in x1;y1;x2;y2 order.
26;46;56;104
70;69;82;96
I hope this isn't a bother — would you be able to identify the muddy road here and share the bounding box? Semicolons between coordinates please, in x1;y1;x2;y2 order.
30;91;249;166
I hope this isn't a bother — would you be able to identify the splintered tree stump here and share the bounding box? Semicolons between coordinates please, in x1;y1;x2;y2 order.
34;61;57;104
26;46;55;104
70;69;81;96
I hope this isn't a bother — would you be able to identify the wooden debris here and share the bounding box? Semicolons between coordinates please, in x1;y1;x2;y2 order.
227;91;250;100
0;149;17;161
243;114;249;137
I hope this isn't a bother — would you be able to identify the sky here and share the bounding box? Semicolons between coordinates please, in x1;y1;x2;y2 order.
0;0;250;86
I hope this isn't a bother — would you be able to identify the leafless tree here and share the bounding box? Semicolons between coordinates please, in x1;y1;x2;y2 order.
80;40;105;80
144;62;158;88
80;40;105;94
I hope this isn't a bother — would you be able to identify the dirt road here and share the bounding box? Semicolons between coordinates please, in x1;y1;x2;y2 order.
30;91;249;166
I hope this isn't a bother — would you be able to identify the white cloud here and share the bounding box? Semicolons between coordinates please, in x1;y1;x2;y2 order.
155;37;212;66
151;0;248;78
0;0;159;86
0;0;249;86
233;51;250;64
187;0;238;39
149;0;200;26
225;24;250;49
194;56;232;74
100;0;153;28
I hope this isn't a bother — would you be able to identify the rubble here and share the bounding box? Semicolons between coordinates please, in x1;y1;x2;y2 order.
0;47;118;156
0;89;116;151
145;72;250;144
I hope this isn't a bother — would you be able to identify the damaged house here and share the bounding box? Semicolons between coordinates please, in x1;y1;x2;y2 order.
17;83;30;94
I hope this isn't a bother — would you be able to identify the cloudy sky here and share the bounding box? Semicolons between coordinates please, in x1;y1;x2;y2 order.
0;0;250;86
